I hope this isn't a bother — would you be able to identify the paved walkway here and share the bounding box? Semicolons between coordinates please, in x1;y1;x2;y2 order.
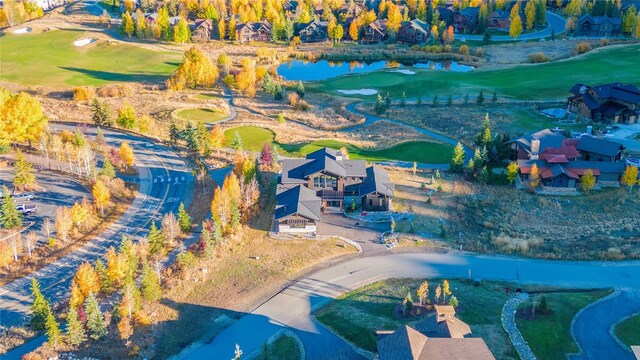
462;11;566;42
177;252;640;360
569;289;640;360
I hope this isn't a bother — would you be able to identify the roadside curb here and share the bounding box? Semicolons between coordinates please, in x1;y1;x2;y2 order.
310;314;375;360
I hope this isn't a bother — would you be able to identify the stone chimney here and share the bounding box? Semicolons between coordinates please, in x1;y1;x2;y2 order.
335;150;343;162
530;138;540;160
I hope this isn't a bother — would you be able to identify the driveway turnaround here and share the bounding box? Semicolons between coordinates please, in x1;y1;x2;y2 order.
0;124;194;328
569;289;640;360
178;252;640;360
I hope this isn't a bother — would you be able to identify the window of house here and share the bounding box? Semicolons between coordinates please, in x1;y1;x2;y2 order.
368;199;373;206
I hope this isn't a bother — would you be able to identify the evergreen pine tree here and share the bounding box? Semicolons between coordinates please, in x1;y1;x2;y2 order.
65;306;87;346
85;294;107;340
296;81;305;98
30;278;51;330
0;187;23;229
148;221;165;256
169;121;180;146
450;142;466;172
464;92;469;105
100;158;116;179
384;93;391;109
476;90;485;104
492;91;498;103
374;94;386;114
177;202;192;233
92;100;112;127
432;94;438;106
231;131;243;150
140;263;162;302
447;95;453;106
45;310;62;348
94;259;112;294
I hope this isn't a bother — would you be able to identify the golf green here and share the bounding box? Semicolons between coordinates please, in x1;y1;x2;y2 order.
176;108;227;124
310;44;640;100
0;29;180;86
223;126;453;164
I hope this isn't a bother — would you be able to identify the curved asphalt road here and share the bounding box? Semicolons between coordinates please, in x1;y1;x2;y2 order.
0;124;194;328
462;11;566;42
569;289;640;360
178;252;640;360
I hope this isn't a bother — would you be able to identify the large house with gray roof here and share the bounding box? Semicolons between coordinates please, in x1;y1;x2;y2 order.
376;305;495;360
567;83;640;124
507;128;627;190
275;148;394;233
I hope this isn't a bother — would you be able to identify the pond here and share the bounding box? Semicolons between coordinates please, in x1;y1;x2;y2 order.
276;59;474;81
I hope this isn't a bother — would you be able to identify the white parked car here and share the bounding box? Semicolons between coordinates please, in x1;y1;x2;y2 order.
13;193;35;202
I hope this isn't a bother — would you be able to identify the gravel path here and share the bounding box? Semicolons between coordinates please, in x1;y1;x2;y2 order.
501;293;537;360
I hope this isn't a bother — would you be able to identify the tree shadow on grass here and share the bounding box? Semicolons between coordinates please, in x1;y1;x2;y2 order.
59;66;168;84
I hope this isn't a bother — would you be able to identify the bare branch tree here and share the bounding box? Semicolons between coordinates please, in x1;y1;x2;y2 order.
24;231;37;258
161;212;179;246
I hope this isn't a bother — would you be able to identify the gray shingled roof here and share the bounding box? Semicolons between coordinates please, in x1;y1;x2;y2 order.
507;129;566;153
377;325;495;360
275;185;321;221
576;136;623;158
360;166;394;197
281;148;367;184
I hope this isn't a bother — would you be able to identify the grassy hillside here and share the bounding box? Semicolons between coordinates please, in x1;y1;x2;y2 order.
0;30;180;86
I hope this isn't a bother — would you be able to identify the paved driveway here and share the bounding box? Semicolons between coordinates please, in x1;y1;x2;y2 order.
569;289;640;360
316;213;389;253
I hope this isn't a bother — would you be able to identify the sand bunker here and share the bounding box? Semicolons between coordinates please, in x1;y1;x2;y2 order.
337;89;378;96
13;27;31;34
390;69;416;75
74;38;96;47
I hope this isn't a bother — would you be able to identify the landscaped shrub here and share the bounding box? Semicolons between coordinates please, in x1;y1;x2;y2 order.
575;42;592;54
73;87;95;102
528;52;550;63
459;44;470;55
600;38;609;46
97;83;135;98
444;44;452;52
223;74;236;87
476;47;484;57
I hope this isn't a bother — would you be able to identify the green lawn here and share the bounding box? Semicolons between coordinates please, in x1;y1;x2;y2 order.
224;126;453;163
176;108;227;124
615;314;640;347
309;44;640;100
314;278;515;358
255;334;302;360
516;290;612;360
0;30;180;86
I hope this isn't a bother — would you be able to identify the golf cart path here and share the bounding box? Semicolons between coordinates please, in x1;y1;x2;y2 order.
177;252;640;360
